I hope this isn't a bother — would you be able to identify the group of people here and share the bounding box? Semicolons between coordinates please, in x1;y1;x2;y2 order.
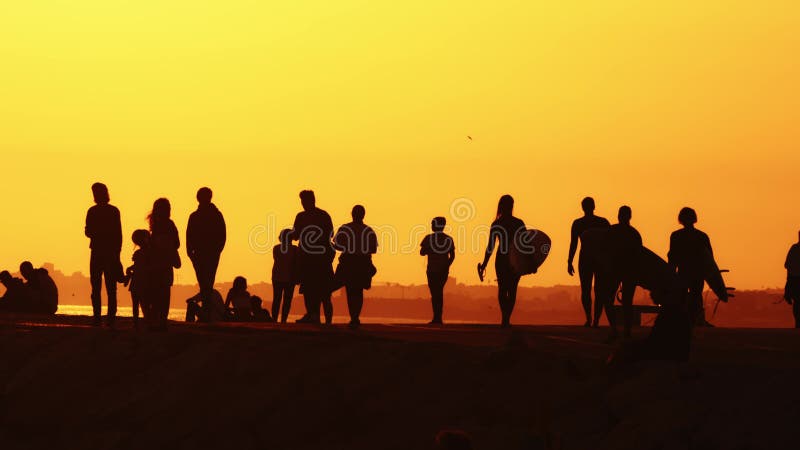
4;182;799;334
0;261;58;315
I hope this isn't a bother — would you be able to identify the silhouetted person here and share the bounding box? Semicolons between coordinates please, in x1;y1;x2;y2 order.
668;207;714;327
334;205;378;328
185;289;229;322
85;182;123;326
567;197;611;327
420;217;455;325
225;276;255;321
250;296;273;322
0;270;31;312
124;229;153;328
290;190;335;325
784;231;800;328
186;187;226;321
149;198;181;331
19;261;58;315
272;229;300;324
605;206;642;339
479;195;526;327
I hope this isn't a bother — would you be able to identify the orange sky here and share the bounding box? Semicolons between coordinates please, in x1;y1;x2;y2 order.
1;1;798;290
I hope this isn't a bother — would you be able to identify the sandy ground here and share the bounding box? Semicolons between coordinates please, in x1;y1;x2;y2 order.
1;314;799;450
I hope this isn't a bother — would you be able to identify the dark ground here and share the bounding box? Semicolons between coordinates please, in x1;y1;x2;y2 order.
1;315;799;450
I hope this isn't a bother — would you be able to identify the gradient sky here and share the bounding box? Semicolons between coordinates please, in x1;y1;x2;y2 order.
1;1;798;290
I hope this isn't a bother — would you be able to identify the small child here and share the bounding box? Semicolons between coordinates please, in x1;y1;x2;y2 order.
125;229;153;328
225;276;254;321
250;296;273;322
420;217;455;325
272;228;300;323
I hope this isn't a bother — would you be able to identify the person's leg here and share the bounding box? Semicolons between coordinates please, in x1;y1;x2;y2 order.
792;296;800;328
345;284;363;324
89;253;103;322
578;259;593;326
282;285;294;323
103;262;118;325
687;279;705;326
592;271;604;327
505;275;520;325
497;275;511;326
620;280;636;338
132;295;139;327
272;283;283;321
427;272;444;323
595;273;619;337
322;292;333;324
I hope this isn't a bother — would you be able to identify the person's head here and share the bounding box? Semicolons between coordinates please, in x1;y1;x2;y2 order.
618;205;632;225
435;430;472;450
496;194;514;220
279;228;292;245
196;187;213;205
148;198;171;229
132;229;151;248
233;276;247;291
431;216;446;232
19;261;34;280
0;271;12;286
91;182;110;205
678;207;697;228
299;190;316;211
351;205;366;223
581;196;595;215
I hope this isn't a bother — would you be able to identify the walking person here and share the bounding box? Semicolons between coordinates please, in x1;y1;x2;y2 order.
668;207;715;327
187;187;226;321
567;197;611;327
334;205;378;328
784;231;800;328
148;198;181;331
420;217;455;325
85;182;123;326
478;195;526;328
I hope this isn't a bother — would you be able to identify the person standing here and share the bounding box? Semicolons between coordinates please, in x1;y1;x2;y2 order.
85;182;123;326
567;197;611;327
478;195;526;328
149;198;181;331
186;187;226;320
420;217;455;325
272;229;300;324
334;205;378;328
784;231;800;328
605;206;642;339
291;190;335;324
668;207;714;327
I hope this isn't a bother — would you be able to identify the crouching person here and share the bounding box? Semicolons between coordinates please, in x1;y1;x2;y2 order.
19;262;58;315
186;289;229;322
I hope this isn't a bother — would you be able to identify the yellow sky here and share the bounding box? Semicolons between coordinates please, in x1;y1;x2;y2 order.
1;1;798;289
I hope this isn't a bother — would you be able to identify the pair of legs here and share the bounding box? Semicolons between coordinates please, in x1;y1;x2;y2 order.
150;284;171;330
90;251;122;325
301;289;332;324
191;253;220;320
578;258;603;326
426;271;448;324
272;282;295;323
685;278;707;326
345;284;364;325
497;270;520;327
594;272;636;338
785;276;800;328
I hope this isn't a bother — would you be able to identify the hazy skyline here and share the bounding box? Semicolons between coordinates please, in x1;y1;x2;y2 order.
1;2;799;289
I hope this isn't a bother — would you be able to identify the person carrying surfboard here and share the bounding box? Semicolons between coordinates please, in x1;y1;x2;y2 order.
567;197;611;327
668;207;715;327
478;195;526;328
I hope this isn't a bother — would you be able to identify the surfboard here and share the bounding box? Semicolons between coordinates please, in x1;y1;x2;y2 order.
701;247;729;302
509;229;551;276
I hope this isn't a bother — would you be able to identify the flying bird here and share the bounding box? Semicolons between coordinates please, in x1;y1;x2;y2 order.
467;135;472;141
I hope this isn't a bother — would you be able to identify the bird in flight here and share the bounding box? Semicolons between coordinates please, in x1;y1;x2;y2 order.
467;135;473;141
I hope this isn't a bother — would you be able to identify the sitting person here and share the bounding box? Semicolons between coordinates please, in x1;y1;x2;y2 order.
0;270;30;312
250;296;273;322
185;289;229;323
225;276;255;321
19;262;58;315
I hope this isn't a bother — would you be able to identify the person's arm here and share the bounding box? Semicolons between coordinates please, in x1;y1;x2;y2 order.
786;247;792;270
420;235;430;256
186;214;196;257
113;208;123;253
567;220;579;275
667;233;677;272
218;211;227;253
368;228;378;255
84;208;94;239
224;291;233;309
704;233;713;257
447;237;456;267
480;226;497;271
